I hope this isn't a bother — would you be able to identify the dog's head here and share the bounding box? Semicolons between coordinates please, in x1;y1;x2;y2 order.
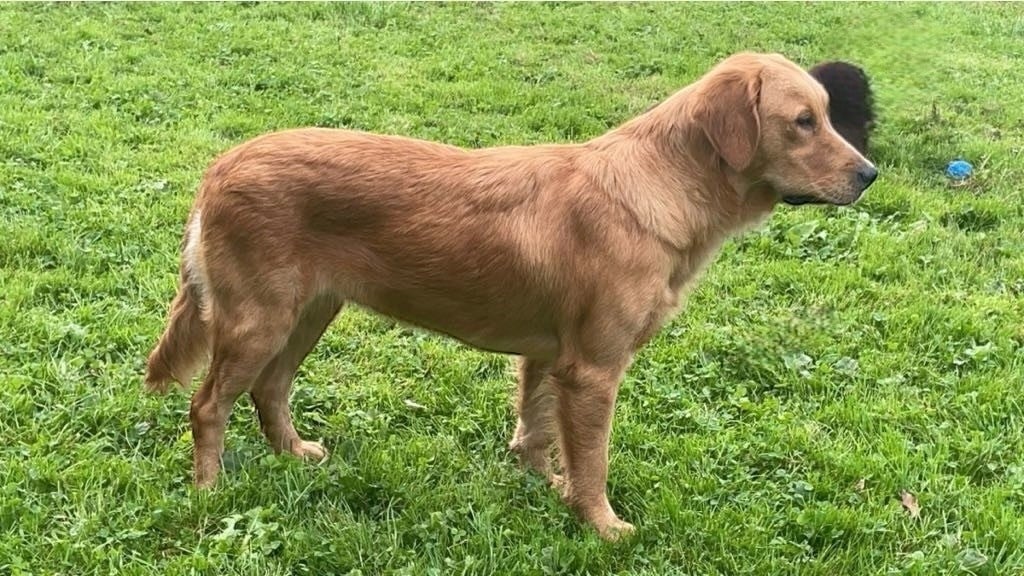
692;52;877;206
808;61;874;155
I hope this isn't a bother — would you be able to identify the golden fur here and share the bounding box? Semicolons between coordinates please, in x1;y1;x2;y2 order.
145;52;877;540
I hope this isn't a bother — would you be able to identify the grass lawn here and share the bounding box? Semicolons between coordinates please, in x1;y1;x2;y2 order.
3;2;1024;574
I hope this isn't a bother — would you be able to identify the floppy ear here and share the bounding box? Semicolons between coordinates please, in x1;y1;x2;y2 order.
694;66;763;172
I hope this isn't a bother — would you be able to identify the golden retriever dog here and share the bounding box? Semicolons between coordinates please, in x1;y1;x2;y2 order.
145;52;877;540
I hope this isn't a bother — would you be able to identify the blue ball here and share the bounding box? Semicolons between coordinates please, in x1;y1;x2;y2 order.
946;160;973;180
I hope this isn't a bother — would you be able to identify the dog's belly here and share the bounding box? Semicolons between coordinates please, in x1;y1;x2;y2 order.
313;240;562;358
350;286;561;359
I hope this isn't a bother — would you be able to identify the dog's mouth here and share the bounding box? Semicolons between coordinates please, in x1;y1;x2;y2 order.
781;193;860;207
781;195;827;206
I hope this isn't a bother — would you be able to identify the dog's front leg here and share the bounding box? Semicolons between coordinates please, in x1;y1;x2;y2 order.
553;358;634;541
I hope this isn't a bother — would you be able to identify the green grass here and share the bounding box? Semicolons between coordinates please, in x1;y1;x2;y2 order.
2;2;1024;574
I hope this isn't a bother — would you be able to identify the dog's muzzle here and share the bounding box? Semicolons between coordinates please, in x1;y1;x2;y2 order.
783;164;878;206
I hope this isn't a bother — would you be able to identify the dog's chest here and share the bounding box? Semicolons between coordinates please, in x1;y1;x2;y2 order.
634;236;724;347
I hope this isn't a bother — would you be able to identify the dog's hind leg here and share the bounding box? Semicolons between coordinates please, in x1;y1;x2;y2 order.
250;294;344;461
509;357;558;482
190;297;297;488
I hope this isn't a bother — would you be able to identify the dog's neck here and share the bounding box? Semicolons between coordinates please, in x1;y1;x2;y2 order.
582;89;778;253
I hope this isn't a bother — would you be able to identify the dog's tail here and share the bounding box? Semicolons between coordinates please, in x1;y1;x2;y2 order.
144;211;211;394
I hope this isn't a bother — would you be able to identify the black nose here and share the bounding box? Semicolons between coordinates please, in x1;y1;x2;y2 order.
857;164;878;190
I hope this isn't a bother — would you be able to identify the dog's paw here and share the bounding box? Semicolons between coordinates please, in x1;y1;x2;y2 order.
597;518;636;542
292;440;329;463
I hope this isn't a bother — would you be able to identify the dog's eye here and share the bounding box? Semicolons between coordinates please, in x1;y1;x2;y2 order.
796;113;815;130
